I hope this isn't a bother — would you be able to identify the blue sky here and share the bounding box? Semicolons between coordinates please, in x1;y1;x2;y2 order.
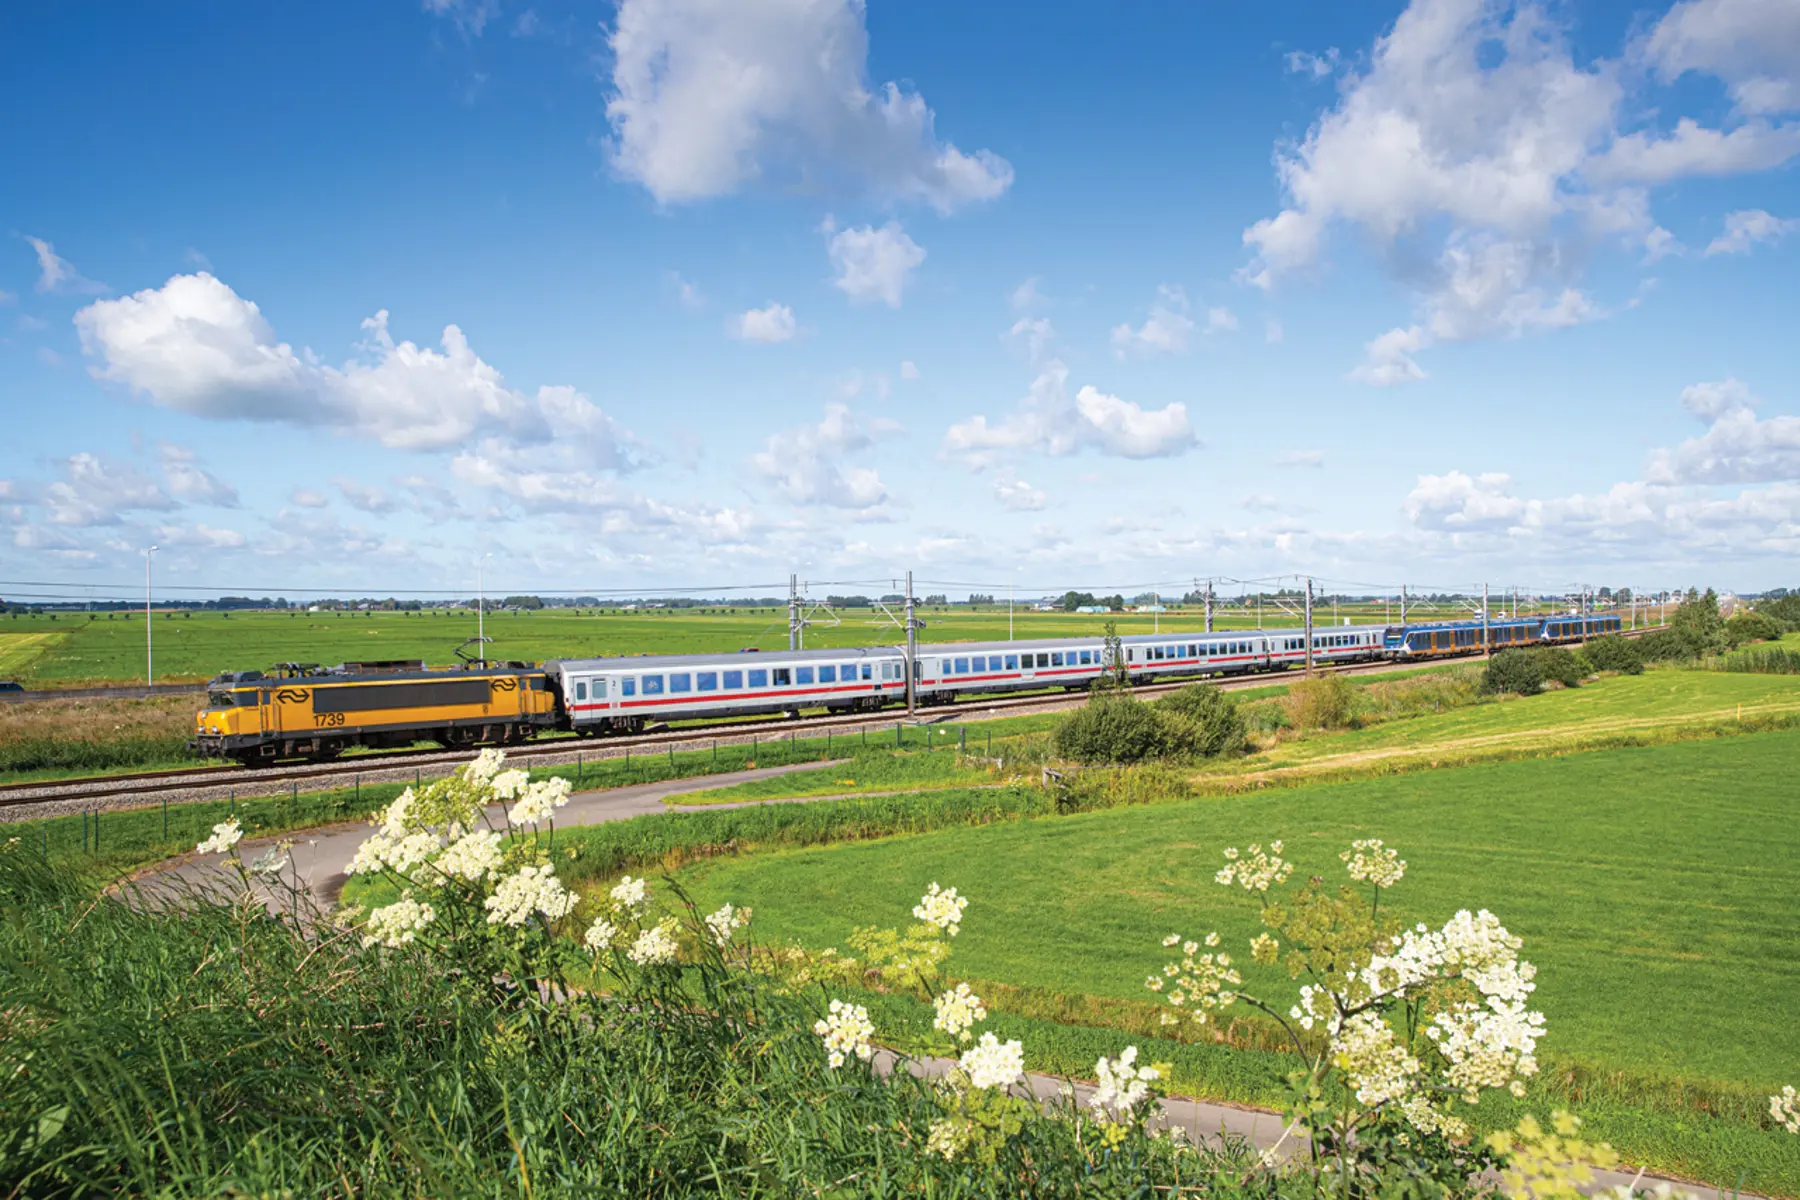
2;0;1797;602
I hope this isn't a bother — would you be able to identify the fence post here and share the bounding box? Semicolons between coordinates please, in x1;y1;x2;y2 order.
162;794;169;839
668;744;674;768
987;730;992;755
355;774;361;808
576;754;582;785
960;727;966;752
95;809;100;855
896;722;901;748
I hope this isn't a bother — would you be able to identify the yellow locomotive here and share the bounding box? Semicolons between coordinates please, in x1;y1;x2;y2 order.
191;660;558;766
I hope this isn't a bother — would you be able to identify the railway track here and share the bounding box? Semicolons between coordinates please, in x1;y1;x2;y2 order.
1;655;1462;816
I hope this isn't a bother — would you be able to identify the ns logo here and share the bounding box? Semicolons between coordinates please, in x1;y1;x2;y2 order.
275;688;311;704
491;677;519;693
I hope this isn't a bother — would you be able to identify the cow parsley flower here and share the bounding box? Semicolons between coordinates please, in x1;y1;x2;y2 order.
627;920;680;965
958;1032;1024;1091
1091;1045;1159;1121
912;882;967;936
609;874;650;915
195;820;242;856
1331;1013;1421;1108
584;915;618;952
1214;842;1292;892
465;747;507;785
1427;998;1545;1102
1342;839;1406;888
248;846;289;876
361;891;437;948
436;828;505;882
926;1117;972;1160
483;863;579;927
704;903;750;946
1150;931;1242;1025
490;768;530;800
932;983;987;1042
813;999;875;1068
507;776;572;827
1771;1086;1799;1135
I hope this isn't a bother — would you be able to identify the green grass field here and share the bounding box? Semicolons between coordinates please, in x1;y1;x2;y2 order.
0;599;1647;686
668;732;1799;1091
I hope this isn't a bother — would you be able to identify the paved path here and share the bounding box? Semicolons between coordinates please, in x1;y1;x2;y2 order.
136;760;854;911
130;768;1743;1198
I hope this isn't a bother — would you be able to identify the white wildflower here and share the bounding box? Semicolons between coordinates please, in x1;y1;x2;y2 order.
1427;998;1545;1102
248;846;289;876
490;767;530;799
507;776;572;826
361;891;437;948
1150;930;1242;1025
1341;838;1406;888
704;903;750;947
195;820;242;856
813;999;876;1068
1091;1045;1160;1121
483;863;579;927
926;1118;971;1160
377;788;415;839
912;882;968;936
1214;842;1292;892
609;874;650;915
465;747;506;784
435;828;506;882
1330;1013;1420;1108
627;920;680;966
932;983;987;1042
1772;1086;1800;1135
958;1032;1024;1091
584;915;619;952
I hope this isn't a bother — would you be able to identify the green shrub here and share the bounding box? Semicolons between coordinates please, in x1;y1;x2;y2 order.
1724;611;1781;648
1151;684;1247;758
1281;674;1357;730
1759;593;1800;631
1582;634;1645;675
1053;696;1176;764
1639;626;1706;663
1531;646;1585;688
1480;648;1543;696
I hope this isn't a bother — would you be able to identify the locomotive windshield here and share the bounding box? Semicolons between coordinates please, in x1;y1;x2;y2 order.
206;689;251;709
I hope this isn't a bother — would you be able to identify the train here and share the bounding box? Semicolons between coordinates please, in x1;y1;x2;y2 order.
189;613;1623;766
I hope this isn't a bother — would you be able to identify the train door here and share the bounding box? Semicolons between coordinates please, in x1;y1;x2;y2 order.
1020;651;1037;682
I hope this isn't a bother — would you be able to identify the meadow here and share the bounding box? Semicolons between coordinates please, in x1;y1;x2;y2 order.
0;597;1635;686
653;733;1800;1190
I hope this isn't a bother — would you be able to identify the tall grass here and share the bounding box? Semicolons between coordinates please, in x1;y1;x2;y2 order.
0;694;198;776
1714;646;1800;675
0;850;1242;1198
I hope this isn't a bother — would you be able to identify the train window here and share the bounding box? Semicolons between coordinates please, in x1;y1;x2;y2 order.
859;664;871;680
819;665;836;683
977;656;991;671
796;667;814;685
575;682;587;701
954;657;969;674
1045;652;1057;667
642;675;664;696
1036;653;1050;668
748;669;767;687
1076;650;1089;665
670;674;692;693
724;670;743;688
771;668;790;686
698;672;718;691
1006;654;1020;670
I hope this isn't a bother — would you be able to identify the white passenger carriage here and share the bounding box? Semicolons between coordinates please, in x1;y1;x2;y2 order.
548;623;1391;731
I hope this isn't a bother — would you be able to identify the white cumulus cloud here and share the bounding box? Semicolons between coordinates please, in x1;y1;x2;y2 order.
1649;379;1800;484
731;302;798;342
73;273;645;466
944;360;1197;464
749;403;901;509
1705;208;1799;255
991;469;1047;511
827;221;926;307
605;0;1012;211
1111;285;1195;358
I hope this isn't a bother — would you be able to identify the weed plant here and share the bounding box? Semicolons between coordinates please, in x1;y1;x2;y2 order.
0;694;198;777
0;849;1238;1199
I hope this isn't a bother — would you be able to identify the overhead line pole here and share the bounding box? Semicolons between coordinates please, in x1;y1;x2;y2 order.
1482;583;1491;658
903;570;918;716
1304;576;1314;677
1400;583;1408;625
788;573;800;651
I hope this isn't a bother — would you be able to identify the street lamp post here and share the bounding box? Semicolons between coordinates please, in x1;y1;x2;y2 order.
144;545;157;686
